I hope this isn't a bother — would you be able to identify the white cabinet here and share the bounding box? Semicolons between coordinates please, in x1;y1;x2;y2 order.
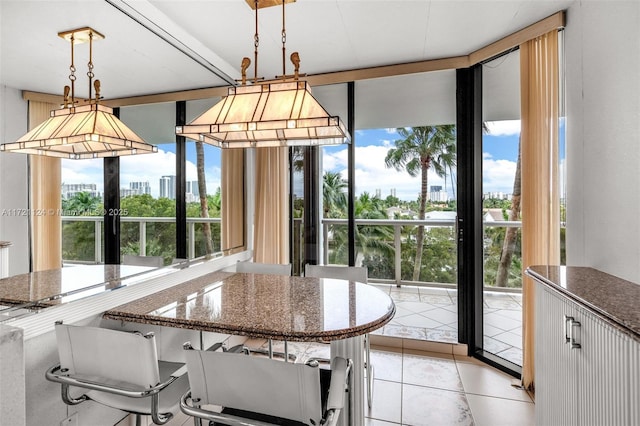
0;242;9;278
535;284;638;426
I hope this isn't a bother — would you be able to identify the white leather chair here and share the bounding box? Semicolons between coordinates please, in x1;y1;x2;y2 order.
304;264;374;408
236;260;295;361
45;322;189;425
122;254;164;267
180;343;351;426
236;260;292;275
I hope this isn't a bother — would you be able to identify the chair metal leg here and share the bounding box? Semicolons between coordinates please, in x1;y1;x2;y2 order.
365;334;373;408
135;414;141;426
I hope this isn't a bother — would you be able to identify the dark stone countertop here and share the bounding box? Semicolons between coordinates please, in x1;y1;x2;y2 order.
0;264;167;307
104;271;396;342
526;265;640;339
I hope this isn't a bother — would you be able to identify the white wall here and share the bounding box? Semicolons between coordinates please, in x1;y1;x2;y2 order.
0;85;30;276
565;1;640;282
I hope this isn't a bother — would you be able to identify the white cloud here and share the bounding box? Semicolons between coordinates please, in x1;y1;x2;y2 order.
486;120;521;136
61;158;104;191
483;155;517;194
321;144;515;201
323;144;455;201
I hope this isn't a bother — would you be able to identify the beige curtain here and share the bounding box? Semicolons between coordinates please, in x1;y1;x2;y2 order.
520;30;560;390
221;149;245;254
253;147;289;264
29;101;62;271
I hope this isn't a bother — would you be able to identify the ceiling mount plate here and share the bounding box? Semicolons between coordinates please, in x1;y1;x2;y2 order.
244;0;296;10
58;27;105;43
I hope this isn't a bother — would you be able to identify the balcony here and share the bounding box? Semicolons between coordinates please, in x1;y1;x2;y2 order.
61;216;524;366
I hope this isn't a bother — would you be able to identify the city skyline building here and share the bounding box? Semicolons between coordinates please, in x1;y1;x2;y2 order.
129;181;151;196
61;183;100;200
159;175;176;200
429;185;448;202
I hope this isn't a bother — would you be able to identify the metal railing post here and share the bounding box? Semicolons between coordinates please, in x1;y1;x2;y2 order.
188;221;195;260
323;222;329;264
95;219;102;264
139;221;147;256
394;224;402;287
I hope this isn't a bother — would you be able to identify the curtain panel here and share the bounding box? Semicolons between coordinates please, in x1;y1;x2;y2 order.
520;30;561;390
221;149;245;254
253;147;289;264
29;101;62;271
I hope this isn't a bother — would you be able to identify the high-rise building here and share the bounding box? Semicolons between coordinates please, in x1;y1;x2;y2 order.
187;180;200;198
159;175;176;200
129;181;151;195
428;185;448;202
61;183;101;200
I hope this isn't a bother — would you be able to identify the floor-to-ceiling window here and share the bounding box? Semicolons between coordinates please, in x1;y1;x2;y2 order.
60;158;104;264
60;98;241;265
481;50;524;367
299;72;461;342
120;103;177;265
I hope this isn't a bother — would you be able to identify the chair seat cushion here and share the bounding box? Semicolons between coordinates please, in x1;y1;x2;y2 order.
87;361;188;415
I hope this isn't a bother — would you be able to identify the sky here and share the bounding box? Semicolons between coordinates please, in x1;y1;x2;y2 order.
319;121;522;201
61;120;546;202
61;142;222;198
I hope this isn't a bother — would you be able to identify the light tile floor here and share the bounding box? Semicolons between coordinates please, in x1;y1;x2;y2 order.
370;284;523;366
159;345;534;426
123;284;527;426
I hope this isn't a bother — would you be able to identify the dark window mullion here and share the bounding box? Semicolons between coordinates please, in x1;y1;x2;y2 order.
104;108;121;264
176;101;187;259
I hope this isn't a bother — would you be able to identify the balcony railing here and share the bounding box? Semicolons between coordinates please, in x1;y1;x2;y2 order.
62;216;221;264
300;218;524;289
62;215;525;290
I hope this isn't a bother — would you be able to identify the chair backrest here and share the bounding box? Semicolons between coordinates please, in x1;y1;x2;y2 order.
305;264;368;283
122;254;164;267
184;349;323;425
55;323;160;388
236;260;292;276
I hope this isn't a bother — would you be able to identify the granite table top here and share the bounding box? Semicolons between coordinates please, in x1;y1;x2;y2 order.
0;264;168;309
104;271;396;342
526;265;640;339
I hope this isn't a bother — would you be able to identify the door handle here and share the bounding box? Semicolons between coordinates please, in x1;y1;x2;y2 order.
564;315;572;343
564;315;581;349
570;319;581;349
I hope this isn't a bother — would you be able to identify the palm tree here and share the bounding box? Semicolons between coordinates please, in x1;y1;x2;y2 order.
323;171;348;217
385;126;456;281
63;191;101;215
196;141;213;255
495;136;522;287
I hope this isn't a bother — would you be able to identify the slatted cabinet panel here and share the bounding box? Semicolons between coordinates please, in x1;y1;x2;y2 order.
535;285;579;426
536;284;638;426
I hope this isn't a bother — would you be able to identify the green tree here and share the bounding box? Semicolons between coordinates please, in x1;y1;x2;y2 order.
326;192;394;266
495;139;522;287
196;141;213;255
61;192;103;262
63;191;101;215
322;171;347;218
385;125;456;281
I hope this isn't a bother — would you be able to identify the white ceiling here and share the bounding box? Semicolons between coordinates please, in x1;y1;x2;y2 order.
1;0;572;101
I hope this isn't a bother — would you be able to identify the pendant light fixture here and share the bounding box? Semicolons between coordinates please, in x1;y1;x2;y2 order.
0;27;157;159
176;0;350;148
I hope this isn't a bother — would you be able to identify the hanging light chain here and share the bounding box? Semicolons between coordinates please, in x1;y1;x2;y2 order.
68;33;77;107
87;30;95;101
254;0;259;83
281;0;287;78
